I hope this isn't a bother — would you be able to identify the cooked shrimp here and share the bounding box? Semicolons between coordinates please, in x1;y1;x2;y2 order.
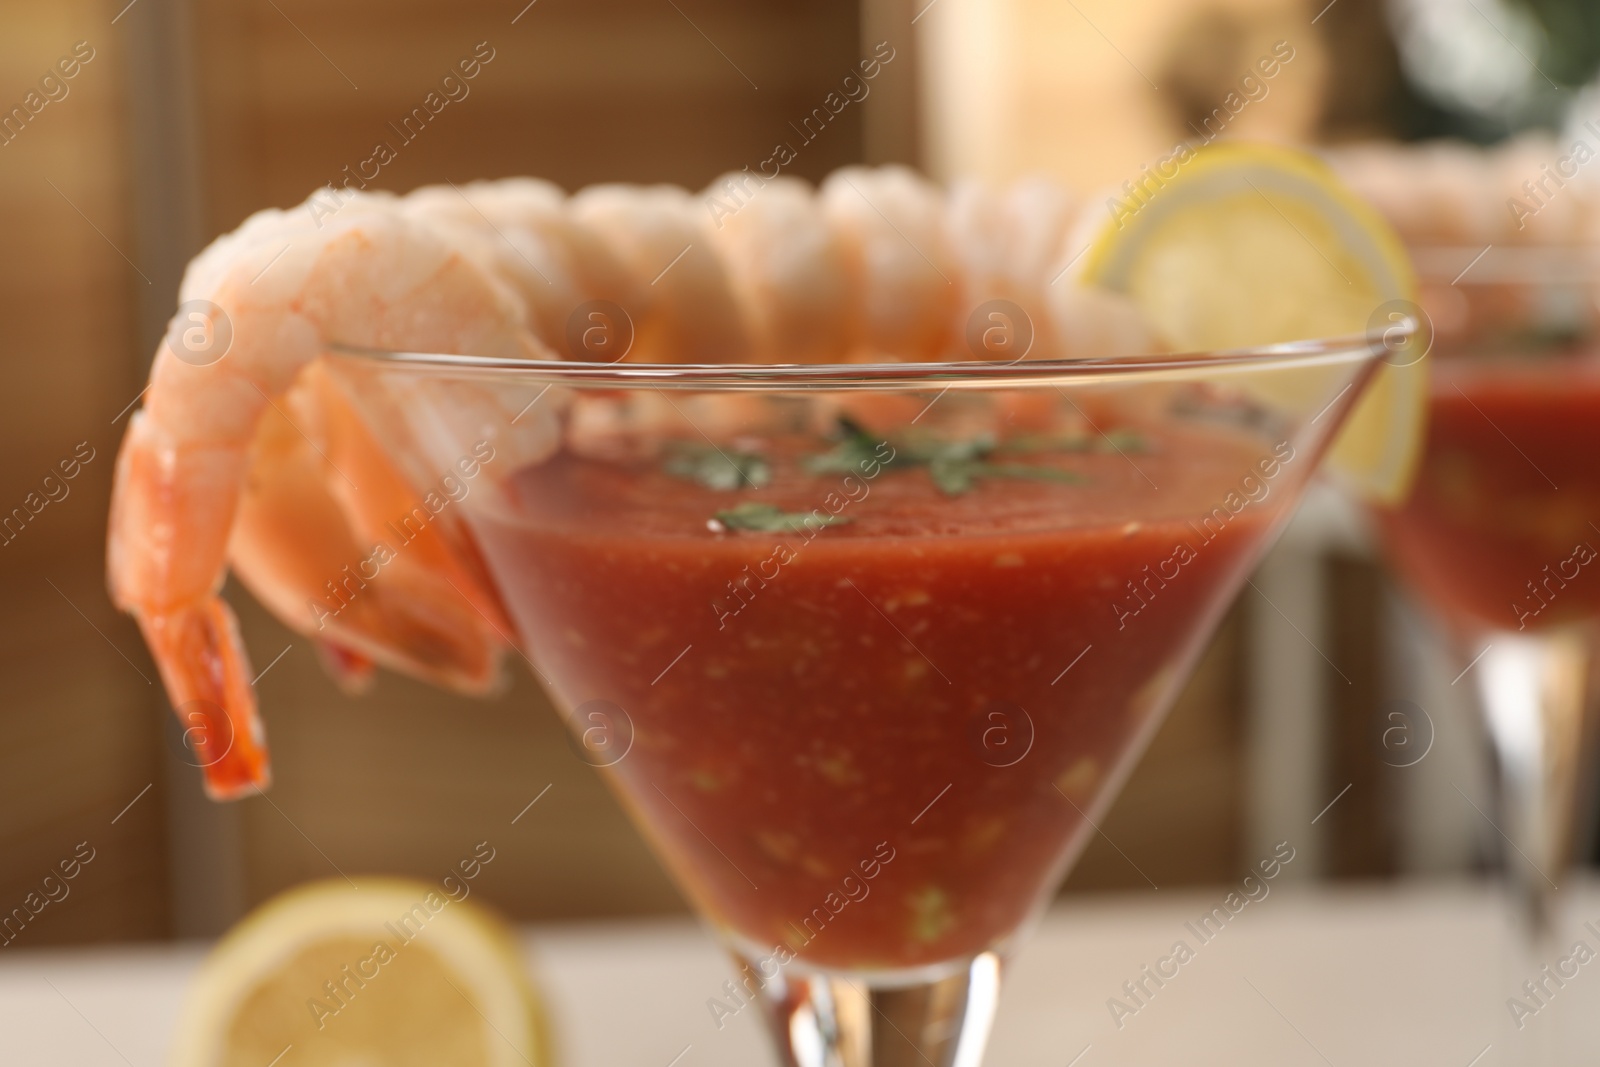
1328;141;1484;245
401;179;645;359
701;174;855;363
229;363;519;696
571;184;752;363
946;176;1083;360
1492;134;1582;245
1328;136;1575;246
821;165;960;361
108;194;545;798
1044;281;1154;359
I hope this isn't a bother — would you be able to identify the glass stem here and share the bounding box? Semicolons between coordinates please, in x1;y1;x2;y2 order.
737;951;1003;1067
1468;627;1600;939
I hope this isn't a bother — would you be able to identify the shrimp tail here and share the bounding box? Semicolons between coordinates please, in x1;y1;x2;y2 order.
138;599;271;800
315;639;378;694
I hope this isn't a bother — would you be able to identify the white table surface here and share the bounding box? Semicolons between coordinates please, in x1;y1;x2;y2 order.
4;881;1598;1066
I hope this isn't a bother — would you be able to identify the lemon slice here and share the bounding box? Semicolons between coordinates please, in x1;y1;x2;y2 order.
1079;142;1425;502
169;879;551;1067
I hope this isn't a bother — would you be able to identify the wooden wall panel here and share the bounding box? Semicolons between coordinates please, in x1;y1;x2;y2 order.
191;0;870;232
0;0;170;947
1324;554;1401;878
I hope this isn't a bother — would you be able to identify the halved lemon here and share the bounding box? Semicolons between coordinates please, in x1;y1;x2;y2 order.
169;879;551;1067
1079;142;1426;503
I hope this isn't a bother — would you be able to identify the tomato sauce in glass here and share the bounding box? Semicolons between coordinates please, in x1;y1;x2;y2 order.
470;419;1297;972
1375;356;1600;634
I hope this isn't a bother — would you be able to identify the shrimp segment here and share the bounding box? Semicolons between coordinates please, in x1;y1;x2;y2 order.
401;179;643;358
112;426;266;795
229;368;510;695
572;184;752;363
946;177;1080;359
702;175;855;363
1326;135;1585;247
109;197;540;798
821;166;960;361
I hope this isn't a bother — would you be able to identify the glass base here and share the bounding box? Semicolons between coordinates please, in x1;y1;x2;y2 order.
733;949;1002;1067
1469;627;1600;939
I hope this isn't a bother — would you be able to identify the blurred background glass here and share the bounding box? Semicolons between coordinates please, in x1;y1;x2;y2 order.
1;0;1596;949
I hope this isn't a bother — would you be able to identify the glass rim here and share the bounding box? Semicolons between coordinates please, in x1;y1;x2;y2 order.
327;326;1404;390
1411;244;1600;285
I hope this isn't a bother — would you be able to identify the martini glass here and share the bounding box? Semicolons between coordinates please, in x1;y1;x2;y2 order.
1372;246;1600;943
328;331;1392;1067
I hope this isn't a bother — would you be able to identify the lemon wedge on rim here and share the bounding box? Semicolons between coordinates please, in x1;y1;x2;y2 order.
1079;142;1426;503
169;879;552;1067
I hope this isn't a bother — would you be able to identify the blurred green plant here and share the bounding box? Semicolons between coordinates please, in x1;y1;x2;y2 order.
1512;0;1600;87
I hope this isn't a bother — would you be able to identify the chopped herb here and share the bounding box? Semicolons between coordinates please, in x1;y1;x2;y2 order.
714;501;850;534
928;459;1086;496
908;886;955;943
665;443;770;490
900;431;1085;495
901;434;995;465
928;457;977;495
803;417;885;474
785;417;1109;509
1098;428;1149;453
1000;428;1149;455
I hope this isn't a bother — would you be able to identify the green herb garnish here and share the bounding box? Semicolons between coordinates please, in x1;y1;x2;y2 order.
900;433;994;465
1098;428;1149;453
1001;428;1148;455
908;886;955;944
713;501;850;533
898;431;1087;495
928;459;1086;495
665;443;770;490
802;417;887;474
696;415;1107;530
